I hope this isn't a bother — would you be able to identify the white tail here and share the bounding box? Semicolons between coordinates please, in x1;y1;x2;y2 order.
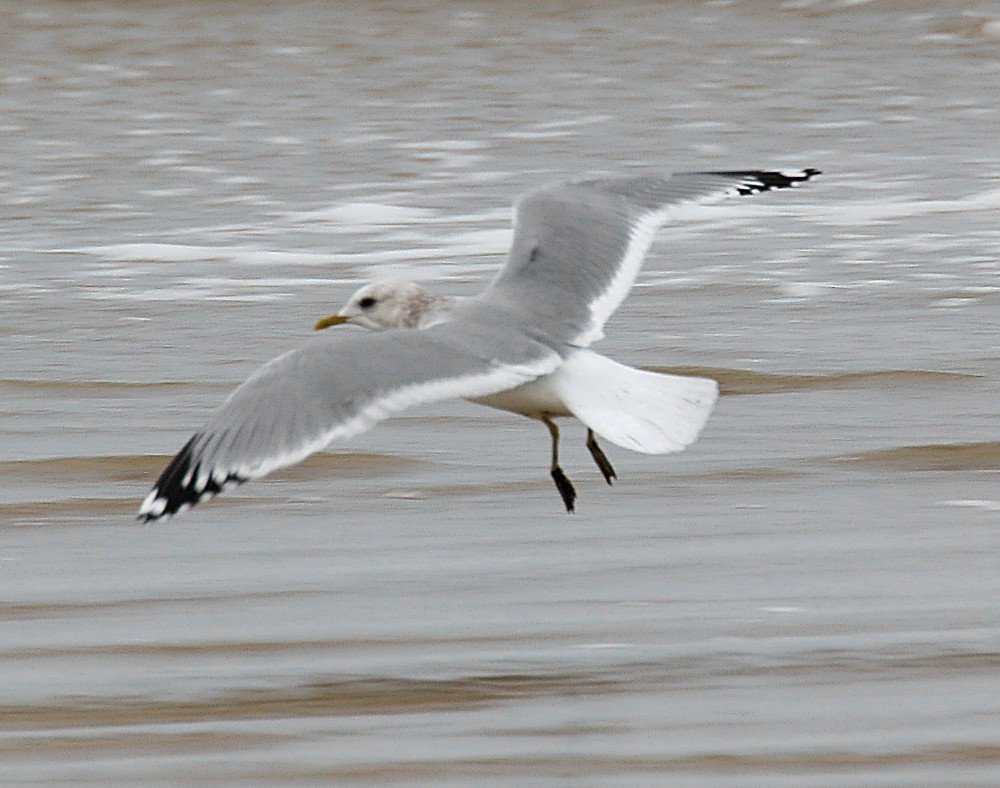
552;350;719;454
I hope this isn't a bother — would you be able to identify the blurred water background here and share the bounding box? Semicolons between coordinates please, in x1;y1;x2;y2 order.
2;1;999;784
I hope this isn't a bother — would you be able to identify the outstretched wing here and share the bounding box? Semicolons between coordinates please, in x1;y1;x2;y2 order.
138;306;560;522
483;169;820;347
140;168;820;522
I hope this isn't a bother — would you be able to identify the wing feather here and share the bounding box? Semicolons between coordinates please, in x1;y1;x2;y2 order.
139;168;819;521
484;169;819;347
139;309;559;522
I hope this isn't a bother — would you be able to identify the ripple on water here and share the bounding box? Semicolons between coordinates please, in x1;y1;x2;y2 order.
645;366;982;396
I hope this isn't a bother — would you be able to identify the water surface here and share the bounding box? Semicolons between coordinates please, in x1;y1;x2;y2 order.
2;1;999;785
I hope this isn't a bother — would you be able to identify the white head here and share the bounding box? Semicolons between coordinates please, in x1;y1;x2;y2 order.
314;280;443;331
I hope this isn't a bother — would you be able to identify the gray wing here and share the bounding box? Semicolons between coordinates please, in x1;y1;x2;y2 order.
482;169;820;347
138;304;560;522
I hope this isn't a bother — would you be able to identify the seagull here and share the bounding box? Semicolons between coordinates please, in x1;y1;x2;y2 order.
138;168;819;521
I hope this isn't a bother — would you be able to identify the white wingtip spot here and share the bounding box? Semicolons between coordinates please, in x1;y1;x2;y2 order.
194;471;210;494
139;493;167;518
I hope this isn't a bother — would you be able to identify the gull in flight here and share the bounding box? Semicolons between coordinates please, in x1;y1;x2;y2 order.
139;168;819;521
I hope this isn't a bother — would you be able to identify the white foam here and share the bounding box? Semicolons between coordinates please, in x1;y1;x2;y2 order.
285;202;437;227
777;281;834;299
961;187;1000;210
77;244;361;267
397;140;486;151
503;129;578;140
440;228;512;256
940;499;1000;512
85;287;291;303
360;261;492;283
395;141;487;168
804;188;1000;227
80;243;227;263
534;115;612;131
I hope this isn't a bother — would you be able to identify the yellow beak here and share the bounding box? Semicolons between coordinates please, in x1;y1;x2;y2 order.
313;314;350;331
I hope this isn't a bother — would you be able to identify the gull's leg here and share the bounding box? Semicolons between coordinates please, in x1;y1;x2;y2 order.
543;416;576;513
586;428;617;486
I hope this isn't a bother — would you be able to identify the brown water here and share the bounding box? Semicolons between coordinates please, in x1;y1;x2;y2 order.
2;1;1000;785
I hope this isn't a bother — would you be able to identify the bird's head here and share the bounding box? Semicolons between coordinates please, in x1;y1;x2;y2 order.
314;280;436;331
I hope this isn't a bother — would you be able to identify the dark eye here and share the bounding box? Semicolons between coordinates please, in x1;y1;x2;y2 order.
358;296;376;309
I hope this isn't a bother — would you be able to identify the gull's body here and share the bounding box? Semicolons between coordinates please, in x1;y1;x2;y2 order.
471;373;572;419
139;168;819;521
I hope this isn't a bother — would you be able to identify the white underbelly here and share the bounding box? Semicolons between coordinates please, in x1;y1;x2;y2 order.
468;373;571;419
467;349;719;455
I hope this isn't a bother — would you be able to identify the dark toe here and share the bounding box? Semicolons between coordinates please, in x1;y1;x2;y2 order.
550;467;577;513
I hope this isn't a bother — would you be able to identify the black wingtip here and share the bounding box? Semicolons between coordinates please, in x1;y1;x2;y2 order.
137;433;245;523
728;168;821;195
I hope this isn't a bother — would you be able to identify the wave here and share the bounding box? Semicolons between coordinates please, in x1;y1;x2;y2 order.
2;639;997;730
647;366;982;395
0;741;996;777
3;368;979;398
0;451;425;488
829;441;1000;471
0;498;135;526
0;378;228;393
0;672;613;731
